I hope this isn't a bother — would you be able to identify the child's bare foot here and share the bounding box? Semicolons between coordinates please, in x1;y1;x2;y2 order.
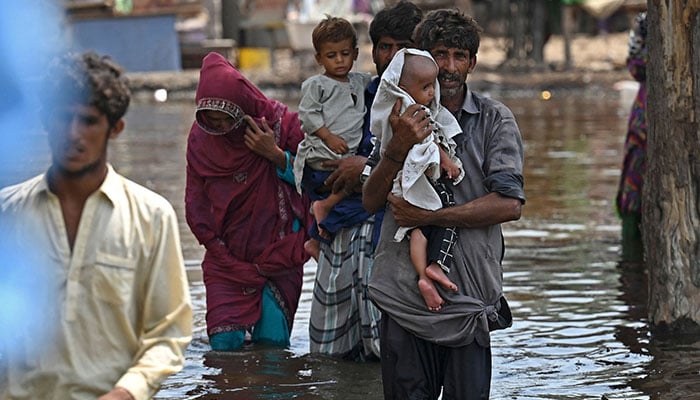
304;239;320;261
418;276;444;312
426;264;458;292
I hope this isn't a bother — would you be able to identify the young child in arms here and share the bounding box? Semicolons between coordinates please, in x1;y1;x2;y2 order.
293;16;371;260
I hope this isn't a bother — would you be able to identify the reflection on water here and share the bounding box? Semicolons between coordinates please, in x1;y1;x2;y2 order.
8;89;700;399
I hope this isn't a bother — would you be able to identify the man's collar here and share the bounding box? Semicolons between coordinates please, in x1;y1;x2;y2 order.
461;85;479;115
97;164;120;205
39;164;120;206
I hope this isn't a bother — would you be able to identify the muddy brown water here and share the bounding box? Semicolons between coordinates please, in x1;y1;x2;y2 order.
4;86;699;400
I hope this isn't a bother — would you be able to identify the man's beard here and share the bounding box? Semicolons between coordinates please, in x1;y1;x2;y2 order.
441;86;461;99
438;72;463;99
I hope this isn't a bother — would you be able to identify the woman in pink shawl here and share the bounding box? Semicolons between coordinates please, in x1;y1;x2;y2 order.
185;52;311;350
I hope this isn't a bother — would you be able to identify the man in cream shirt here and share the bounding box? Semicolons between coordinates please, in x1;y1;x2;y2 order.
0;51;192;400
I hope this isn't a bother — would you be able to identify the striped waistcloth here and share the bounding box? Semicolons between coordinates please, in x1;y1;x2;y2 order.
309;218;381;361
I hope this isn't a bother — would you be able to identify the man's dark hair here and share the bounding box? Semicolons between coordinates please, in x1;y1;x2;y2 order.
369;0;423;47
413;8;483;57
44;51;131;127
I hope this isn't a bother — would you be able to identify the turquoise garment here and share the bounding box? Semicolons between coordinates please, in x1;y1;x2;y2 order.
209;330;245;351
276;150;295;185
251;286;291;346
276;150;302;233
209;285;291;351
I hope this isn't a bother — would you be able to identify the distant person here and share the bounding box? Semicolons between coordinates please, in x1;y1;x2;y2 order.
364;9;525;398
185;52;311;352
307;0;423;361
616;11;647;264
370;48;463;311
292;15;372;260
0;51;193;400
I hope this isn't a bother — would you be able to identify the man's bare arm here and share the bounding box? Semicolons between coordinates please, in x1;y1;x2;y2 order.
389;192;522;229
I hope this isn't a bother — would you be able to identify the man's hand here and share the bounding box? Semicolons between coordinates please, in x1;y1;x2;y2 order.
98;387;135;400
384;101;432;161
321;156;367;195
388;194;431;227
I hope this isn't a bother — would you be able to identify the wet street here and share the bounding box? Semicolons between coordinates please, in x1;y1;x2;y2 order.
7;86;700;399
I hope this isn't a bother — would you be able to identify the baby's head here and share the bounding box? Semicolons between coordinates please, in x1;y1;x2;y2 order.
312;16;359;80
398;54;438;107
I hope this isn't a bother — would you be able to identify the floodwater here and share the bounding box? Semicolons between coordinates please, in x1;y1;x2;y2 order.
8;85;700;400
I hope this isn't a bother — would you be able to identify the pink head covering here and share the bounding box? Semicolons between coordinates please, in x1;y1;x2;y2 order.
194;52;290;137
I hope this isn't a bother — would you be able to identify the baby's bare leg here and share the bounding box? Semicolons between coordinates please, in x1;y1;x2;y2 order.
410;230;444;311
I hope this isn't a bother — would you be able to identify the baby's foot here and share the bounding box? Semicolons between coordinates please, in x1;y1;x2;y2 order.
418;277;444;312
426;264;458;292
